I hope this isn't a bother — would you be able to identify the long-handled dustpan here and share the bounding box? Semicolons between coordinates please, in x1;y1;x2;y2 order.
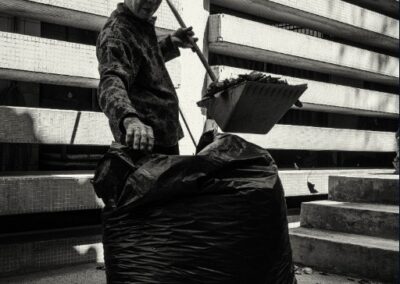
166;0;307;135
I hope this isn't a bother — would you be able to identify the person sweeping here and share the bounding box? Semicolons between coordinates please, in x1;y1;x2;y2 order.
96;0;198;155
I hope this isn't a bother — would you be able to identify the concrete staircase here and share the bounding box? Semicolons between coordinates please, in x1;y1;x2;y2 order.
290;173;399;283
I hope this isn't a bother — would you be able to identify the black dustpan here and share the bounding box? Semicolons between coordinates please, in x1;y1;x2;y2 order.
198;81;307;134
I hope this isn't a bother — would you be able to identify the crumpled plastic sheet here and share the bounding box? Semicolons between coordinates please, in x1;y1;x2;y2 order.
92;133;296;284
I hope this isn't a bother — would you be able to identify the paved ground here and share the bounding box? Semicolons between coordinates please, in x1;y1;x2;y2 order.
1;263;384;284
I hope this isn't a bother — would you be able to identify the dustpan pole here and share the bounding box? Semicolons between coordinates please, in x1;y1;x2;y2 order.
166;0;219;139
165;0;218;83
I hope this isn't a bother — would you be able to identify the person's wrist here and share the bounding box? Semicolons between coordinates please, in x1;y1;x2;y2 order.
170;35;181;48
123;115;139;129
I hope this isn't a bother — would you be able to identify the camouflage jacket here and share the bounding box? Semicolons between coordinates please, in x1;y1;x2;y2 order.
96;3;183;147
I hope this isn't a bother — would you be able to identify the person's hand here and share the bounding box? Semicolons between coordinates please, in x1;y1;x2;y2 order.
123;116;154;152
171;26;198;50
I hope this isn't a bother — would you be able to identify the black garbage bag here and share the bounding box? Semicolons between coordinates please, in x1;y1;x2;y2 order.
92;133;296;284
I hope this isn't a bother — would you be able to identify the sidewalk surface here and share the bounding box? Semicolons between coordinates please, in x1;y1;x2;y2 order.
1;263;385;284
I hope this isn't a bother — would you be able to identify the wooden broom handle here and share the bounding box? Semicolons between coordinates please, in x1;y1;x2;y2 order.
165;0;218;82
166;0;219;136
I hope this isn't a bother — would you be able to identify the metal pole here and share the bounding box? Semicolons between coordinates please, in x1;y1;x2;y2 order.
166;0;219;142
179;107;197;148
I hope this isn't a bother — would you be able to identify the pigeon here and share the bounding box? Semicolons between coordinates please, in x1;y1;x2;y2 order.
307;181;318;194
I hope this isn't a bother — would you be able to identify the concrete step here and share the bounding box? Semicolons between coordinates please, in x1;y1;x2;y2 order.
329;174;399;205
290;227;399;283
300;200;399;239
0;226;102;277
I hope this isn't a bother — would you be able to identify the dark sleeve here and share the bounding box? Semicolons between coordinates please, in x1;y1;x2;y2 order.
97;37;141;134
158;34;180;62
